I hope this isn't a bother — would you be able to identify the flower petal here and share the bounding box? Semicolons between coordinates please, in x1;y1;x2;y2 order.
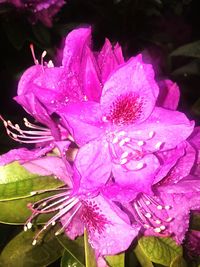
97;38;120;83
58;101;105;145
15;93;61;140
157;80;180;110
81;195;140;255
128;107;194;151
62;27;91;68
0;145;54;166
112;154;159;194
101;55;159;124
154;142;186;184
74;140;112;193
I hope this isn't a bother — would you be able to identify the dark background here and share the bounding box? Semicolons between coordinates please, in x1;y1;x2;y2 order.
0;0;200;265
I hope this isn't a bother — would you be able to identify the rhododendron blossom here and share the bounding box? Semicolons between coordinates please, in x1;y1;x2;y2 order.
58;51;194;192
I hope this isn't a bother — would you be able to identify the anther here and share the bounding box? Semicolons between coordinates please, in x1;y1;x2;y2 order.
138;141;144;146
155;141;163;150
160;225;166;230
112;136;118;144
155;219;161;225
24;226;27;232
157;205;163;210
145;213;152;218
32;239;37;246
27;222;32;229
165;205;171;210
120;158;128;165
121;151;129;159
154;227;161;233
136;162;144;170
148;131;155;138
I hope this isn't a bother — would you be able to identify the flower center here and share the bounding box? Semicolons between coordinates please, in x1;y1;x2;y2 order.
106;93;143;125
81;200;109;235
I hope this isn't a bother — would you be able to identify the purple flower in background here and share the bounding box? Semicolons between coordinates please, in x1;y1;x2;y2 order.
5;0;65;27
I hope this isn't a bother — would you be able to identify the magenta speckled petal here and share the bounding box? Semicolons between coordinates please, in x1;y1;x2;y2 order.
101;55;159;124
80;195;140;255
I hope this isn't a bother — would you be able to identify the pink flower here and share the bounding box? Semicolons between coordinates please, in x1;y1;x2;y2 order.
15;27;124;115
58;53;193;193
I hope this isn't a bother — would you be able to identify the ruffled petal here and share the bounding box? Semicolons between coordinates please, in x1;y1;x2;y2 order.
101;55;159;124
80;46;102;101
127;107;194;151
62;27;91;68
58;101;105;145
157;80;180;110
112;154;159;194
0;145;54;166
98;38;120;83
154;142;186;184
74;140;112;193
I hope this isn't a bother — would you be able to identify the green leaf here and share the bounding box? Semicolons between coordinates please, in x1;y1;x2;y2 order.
0;228;64;267
170;255;187;267
171;60;200;77
61;250;83;267
84;230;97;267
134;244;154;267
57;235;85;267
137;236;183;266
170;41;200;58
32;24;51;46
0;161;64;201
106;253;125;267
0;192;57;224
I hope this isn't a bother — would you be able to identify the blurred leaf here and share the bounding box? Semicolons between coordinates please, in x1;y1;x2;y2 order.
32;24;51;46
57;235;85;267
192;98;200;117
0;227;63;267
84;230;97;267
171;60;200;77
136;236;182;266
61;250;83;267
0;161;64;201
170;255;187;267
134;244;154;267
0;192;57;224
191;213;200;231
170;41;200;59
106;253;125;267
2;20;28;50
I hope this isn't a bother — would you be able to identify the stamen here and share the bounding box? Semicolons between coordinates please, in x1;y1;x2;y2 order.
0;116;54;144
132;193;174;235
30;44;39;65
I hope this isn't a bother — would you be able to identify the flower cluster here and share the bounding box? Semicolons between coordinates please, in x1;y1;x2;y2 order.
0;27;200;259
